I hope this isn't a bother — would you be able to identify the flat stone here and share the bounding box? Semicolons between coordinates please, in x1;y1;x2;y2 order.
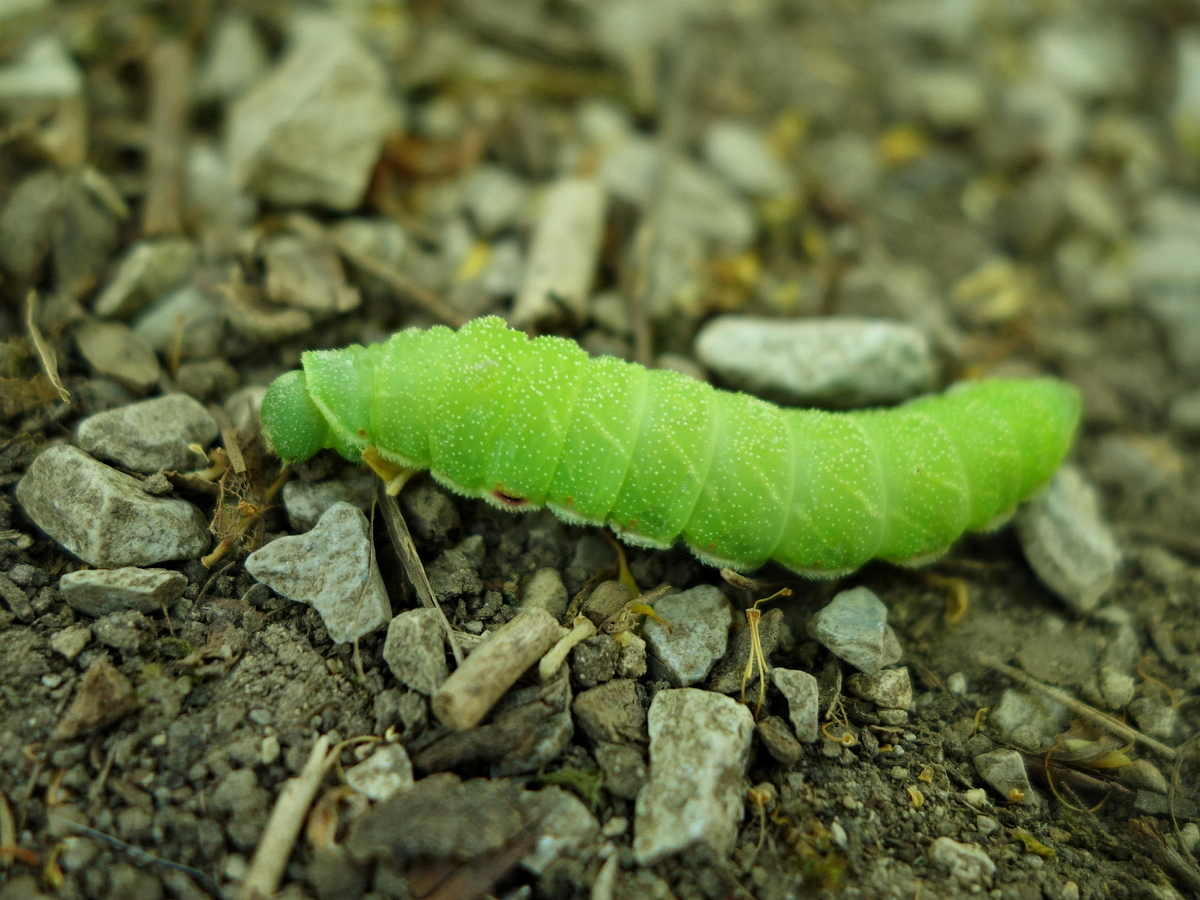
1016;465;1120;613
245;502;391;643
633;688;754;865
772;668;819;742
695;316;936;408
807;587;902;675
846;667;913;711
573;678;646;746
59;567;187;617
928;836;996;887
16;445;210;566
226;14;402;210
73;320;161;394
345;743;414;802
93;237;196;319
643;585;731;686
76;394;219;473
382;608;449;696
973;748;1036;805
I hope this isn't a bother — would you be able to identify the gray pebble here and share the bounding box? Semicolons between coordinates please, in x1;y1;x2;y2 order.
50;624;92;660
573;678;646;746
973;748;1036;805
616;632;648;680
76;393;219;473
988;688;1068;751
703;120;794;197
93;237;196;319
570;634;618;688
772;668;819;742
16;445;210;566
245;501;391;643
382;608;448;696
807;587;902;675
59;567;187;617
643;585;731;686
463;164;529;236
593;741;647;800
281;471;375;533
226;14;403;210
928;836;996;887
73;320;162;394
520;568;568;620
1016;465;1119;613
756;715;803;765
847;667;913;711
695;316;936;408
633;688;754;864
1169;389;1200;438
345;743;414;802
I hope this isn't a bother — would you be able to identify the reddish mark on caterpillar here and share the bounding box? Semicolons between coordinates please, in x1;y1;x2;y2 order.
357;428;368;438
564;496;575;507
490;486;528;509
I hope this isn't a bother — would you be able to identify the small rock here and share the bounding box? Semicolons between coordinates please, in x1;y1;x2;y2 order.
847;667;912;711
73;321;161;394
1016;465;1120;613
17;445;211;566
573;678;646;746
49;624;91;660
93;238;196;319
703;120;794;197
929;836;996;887
262;232;360;315
1169;389;1200;438
463;165;529;236
346;773;526;863
53;655;137;740
521;787;600;875
570;634;619;687
226;14;402;210
346;743;414;802
973;748;1036;805
643;585;731;686
772;668;819;742
756;715;803;765
59;567;187;617
633;688;755;865
593;741;647;800
695;316;936;408
1128;697;1180;742
520;568;568;620
1035;21;1136;101
382;608;448;695
807;587;902;675
245;502;391;643
1119;759;1168;795
988;688;1068;751
616;632;648;679
92;610;153;654
1099;666;1136;710
194;12;270;103
1175;31;1200;159
133;283;224;358
76;394;219;473
280;472;375;533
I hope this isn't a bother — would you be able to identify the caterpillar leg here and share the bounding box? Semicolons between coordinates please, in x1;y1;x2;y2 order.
362;445;418;496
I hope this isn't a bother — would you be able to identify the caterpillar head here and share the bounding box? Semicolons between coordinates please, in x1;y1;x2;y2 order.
260;370;332;464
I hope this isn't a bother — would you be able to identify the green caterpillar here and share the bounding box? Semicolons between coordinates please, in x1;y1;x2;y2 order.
260;316;1080;577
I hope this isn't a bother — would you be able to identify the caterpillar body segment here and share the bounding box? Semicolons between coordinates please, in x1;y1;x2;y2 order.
261;316;1081;577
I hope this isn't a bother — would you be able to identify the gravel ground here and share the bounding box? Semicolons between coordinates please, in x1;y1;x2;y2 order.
2;1;1200;899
